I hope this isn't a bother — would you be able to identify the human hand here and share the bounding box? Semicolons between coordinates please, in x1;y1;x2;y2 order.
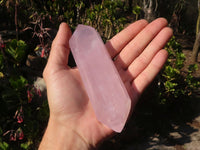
39;18;173;150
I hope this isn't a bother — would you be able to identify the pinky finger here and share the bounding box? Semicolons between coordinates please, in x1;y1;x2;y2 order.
132;49;168;95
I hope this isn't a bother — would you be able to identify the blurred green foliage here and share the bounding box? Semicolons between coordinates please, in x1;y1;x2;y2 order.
5;39;27;64
0;43;49;149
158;37;199;104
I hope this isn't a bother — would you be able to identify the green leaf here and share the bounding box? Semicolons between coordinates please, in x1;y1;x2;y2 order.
0;142;9;150
132;5;141;15
20;141;32;149
5;39;27;64
165;81;177;91
188;64;198;72
9;76;28;90
164;65;180;79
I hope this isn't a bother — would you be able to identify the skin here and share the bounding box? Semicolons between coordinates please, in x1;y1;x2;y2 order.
39;18;173;150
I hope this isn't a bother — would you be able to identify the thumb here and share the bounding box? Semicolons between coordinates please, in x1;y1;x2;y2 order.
48;23;72;67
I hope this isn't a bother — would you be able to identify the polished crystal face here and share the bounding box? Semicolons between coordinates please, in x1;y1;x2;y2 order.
69;25;131;132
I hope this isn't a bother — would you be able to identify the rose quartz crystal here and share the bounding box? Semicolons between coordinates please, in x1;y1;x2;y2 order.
69;25;131;132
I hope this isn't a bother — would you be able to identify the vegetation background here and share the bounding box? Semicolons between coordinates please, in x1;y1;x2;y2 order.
0;0;199;149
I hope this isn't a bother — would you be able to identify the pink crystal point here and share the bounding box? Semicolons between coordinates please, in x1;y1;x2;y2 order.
69;25;131;132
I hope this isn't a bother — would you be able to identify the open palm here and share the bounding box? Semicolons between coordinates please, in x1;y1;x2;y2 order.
42;18;172;148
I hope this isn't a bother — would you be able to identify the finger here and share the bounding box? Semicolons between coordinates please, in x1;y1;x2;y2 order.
127;27;173;79
114;18;168;69
105;19;148;58
48;23;72;67
132;50;168;94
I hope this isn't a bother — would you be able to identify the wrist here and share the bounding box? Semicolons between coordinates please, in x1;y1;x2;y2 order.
39;116;94;150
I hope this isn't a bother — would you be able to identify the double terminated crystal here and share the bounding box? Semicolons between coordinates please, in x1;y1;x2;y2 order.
69;25;131;132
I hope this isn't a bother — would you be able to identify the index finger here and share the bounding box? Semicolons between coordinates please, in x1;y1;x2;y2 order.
105;19;148;58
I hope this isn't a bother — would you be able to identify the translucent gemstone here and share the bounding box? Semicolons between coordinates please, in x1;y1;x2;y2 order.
69;25;131;132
